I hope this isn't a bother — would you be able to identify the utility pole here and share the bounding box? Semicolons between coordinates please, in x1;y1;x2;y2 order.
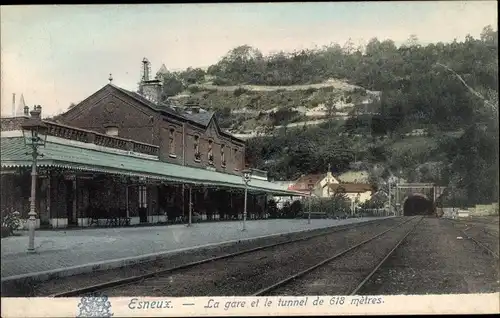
308;185;313;224
388;180;391;216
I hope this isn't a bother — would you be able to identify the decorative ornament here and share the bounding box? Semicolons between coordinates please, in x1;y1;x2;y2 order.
77;295;113;317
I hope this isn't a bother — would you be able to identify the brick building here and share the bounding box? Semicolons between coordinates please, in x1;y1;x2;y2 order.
0;59;304;229
53;58;246;174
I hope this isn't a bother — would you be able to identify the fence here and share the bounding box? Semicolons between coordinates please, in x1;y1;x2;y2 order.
299;197;389;218
439;203;499;219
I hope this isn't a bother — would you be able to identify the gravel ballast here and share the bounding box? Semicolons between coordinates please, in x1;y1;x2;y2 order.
264;216;422;295
358;217;500;295
18;218;397;297
100;218;408;296
448;218;499;257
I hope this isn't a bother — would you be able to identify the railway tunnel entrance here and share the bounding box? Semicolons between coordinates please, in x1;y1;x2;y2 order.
403;194;435;216
395;183;446;216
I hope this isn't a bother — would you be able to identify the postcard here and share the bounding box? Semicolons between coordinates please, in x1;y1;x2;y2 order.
1;2;499;317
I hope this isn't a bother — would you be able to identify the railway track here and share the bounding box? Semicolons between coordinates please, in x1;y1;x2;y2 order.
446;218;499;259
459;227;499;259
253;216;423;296
50;217;400;297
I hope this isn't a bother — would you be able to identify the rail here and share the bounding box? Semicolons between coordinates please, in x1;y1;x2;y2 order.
349;216;423;295
446;218;499;259
252;216;421;296
50;218;394;297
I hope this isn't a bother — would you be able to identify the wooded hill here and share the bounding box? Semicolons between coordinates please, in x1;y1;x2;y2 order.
159;25;498;207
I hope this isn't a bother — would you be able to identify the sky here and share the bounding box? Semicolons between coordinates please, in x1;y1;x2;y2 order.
1;2;498;117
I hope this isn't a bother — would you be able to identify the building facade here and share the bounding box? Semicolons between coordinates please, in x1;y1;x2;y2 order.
0;59;304;229
288;170;374;204
52;58;246;175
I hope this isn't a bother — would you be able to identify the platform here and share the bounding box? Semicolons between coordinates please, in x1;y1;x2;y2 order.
1;217;390;282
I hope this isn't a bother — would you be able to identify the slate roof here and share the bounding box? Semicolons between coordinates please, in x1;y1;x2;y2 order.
110;84;185;120
181;110;214;127
110;84;224;137
287;173;326;192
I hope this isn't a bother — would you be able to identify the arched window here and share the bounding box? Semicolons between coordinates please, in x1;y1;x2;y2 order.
193;135;201;162
233;148;239;170
221;144;226;167
169;128;176;157
208;140;214;164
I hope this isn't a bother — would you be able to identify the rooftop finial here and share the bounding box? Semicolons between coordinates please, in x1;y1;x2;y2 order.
109;73;113;84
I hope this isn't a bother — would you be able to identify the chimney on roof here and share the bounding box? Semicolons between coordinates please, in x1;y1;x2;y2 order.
184;100;200;113
29;105;42;119
138;58;163;104
142;58;150;82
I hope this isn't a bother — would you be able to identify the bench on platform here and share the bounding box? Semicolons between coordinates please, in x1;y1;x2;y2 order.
87;207;131;227
298;212;328;219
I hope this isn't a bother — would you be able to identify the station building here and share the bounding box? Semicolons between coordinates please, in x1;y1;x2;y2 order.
0;59;304;229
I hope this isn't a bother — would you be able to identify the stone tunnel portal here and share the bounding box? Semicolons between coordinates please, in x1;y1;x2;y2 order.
403;194;435;216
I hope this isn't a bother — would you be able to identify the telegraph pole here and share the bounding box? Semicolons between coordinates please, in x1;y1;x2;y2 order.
388;180;392;216
395;182;399;216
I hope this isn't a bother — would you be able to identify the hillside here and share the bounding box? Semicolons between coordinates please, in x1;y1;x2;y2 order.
155;25;498;208
167;79;381;134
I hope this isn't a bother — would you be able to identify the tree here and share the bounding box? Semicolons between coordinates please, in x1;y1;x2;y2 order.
480;25;497;44
202;25;498;198
342;38;355;54
161;75;184;98
329;189;352;216
180;67;206;85
405;34;420;48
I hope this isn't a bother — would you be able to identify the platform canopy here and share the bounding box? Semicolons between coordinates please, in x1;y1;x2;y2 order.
0;134;306;197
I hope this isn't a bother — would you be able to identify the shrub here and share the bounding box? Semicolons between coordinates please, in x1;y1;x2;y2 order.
233;87;248;97
280;201;291;218
289;200;303;218
2;211;21;237
1;227;10;238
267;199;279;218
305;87;317;95
187;86;201;94
310;195;351;218
213;77;231;86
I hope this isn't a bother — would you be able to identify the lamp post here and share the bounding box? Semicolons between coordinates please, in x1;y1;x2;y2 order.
242;169;252;231
21;105;48;253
